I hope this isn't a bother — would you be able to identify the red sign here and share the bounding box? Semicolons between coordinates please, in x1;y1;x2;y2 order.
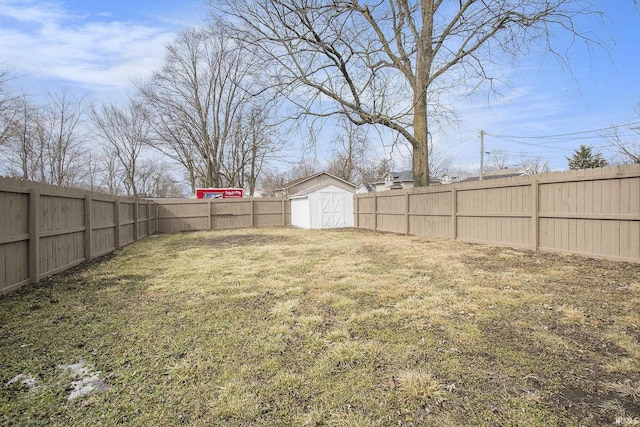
196;188;244;199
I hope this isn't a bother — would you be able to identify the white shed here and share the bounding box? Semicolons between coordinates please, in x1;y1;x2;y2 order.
290;184;354;229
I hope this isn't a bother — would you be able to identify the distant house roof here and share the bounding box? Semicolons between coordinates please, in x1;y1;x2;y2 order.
372;170;441;186
372;170;414;185
460;169;527;183
356;181;374;193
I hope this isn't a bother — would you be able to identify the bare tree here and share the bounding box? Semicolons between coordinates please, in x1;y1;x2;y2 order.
100;146;125;195
258;169;289;197
91;99;151;196
135;158;186;197
427;138;452;180
0;70;21;147
138;21;273;193
216;0;604;187
0;95;43;180
485;151;510;171
519;157;550;175
222;105;283;195
358;157;393;184
38;88;87;186
609;125;640;164
326;117;369;182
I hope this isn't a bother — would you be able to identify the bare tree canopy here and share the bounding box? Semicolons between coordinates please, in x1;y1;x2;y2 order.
90;99;151;196
608;116;640;164
39;88;87;186
326;117;369;183
214;0;605;186
611;133;640;164
138;21;281;195
0;70;20;147
1;88;87;186
519;157;550;175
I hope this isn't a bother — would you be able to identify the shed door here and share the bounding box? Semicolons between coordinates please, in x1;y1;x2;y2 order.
321;193;345;228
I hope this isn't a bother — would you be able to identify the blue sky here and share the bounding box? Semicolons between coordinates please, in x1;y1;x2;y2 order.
1;0;639;173
0;0;206;95
443;2;640;171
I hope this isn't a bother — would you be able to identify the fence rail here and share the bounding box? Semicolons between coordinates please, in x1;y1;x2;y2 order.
0;178;157;295
354;164;640;263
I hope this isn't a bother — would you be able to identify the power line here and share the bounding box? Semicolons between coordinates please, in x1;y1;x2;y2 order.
439;133;478;153
485;120;640;140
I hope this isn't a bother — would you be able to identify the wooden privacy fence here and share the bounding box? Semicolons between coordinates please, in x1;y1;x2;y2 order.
0;177;157;295
155;198;291;233
3;164;639;294
354;164;640;263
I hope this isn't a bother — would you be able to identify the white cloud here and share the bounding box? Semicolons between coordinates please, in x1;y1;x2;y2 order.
0;0;68;24
0;0;175;90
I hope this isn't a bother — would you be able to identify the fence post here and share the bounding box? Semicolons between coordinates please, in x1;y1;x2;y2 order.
114;199;121;249
29;188;40;284
147;201;152;236
354;196;359;229
405;192;410;235
84;195;93;261
208;200;213;230
373;194;378;231
250;199;255;227
134;200;139;241
532;180;539;251
282;199;286;226
452;188;457;240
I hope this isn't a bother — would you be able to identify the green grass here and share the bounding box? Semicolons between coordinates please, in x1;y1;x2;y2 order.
2;228;640;426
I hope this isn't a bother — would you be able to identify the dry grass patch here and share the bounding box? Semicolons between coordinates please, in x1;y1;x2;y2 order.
2;228;640;426
396;369;447;402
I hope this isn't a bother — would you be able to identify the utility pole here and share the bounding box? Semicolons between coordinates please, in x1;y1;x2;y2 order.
479;130;485;181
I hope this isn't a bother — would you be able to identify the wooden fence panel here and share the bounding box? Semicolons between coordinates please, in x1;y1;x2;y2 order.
355;195;375;230
254;199;289;227
0;189;30;294
211;200;251;230
408;191;452;237
91;199;116;257
38;195;86;277
456;184;532;247
537;174;640;261
156;201;209;233
375;193;406;234
119;202;136;246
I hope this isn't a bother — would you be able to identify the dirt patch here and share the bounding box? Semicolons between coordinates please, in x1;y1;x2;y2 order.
555;386;640;425
196;234;290;247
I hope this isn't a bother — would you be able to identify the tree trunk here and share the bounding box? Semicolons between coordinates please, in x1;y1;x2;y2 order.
412;117;429;187
411;0;432;188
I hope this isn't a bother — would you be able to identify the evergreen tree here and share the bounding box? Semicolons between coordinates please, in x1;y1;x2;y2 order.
567;145;608;170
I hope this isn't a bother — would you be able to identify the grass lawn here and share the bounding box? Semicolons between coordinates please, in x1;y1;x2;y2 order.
2;228;640;426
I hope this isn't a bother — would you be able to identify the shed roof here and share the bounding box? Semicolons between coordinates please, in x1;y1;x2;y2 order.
278;171;356;192
289;183;353;199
